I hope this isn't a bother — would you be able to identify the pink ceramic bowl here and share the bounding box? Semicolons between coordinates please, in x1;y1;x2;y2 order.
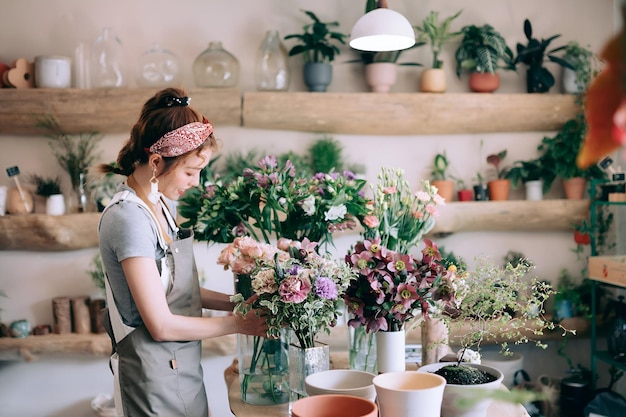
291;394;378;417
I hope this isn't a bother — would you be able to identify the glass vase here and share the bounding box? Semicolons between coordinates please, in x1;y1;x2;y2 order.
348;326;377;374
137;43;182;87
193;41;239;88
89;27;128;88
255;30;290;91
237;332;289;405
288;341;330;408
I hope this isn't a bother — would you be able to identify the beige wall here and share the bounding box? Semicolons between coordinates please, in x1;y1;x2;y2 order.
0;1;621;416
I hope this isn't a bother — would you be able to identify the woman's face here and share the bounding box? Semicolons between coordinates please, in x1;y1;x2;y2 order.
158;148;212;201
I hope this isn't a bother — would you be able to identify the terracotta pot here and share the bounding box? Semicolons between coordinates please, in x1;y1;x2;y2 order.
431;179;455;203
487;179;511;201
469;72;500;93
457;189;474;202
364;63;397;93
291;394;378;417
563;177;587;200
420;68;446;93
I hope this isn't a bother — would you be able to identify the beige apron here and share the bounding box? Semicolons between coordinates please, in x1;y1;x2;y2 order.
101;190;208;417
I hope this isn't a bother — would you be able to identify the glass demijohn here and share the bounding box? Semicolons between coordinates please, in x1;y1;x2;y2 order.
89;27;128;88
255;30;290;91
193;41;239;87
137;43;182;87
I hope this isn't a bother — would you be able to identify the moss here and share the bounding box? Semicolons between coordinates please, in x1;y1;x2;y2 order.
434;364;497;385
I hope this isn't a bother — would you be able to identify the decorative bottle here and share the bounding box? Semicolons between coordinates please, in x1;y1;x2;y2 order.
193;41;239;88
89;27;128;88
255;30;290;91
137;43;182;87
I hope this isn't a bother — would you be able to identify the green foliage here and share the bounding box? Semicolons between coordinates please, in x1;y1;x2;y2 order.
538;114;607;184
554;269;590;318
514;18;573;93
486;150;509;179
347;42;425;66
87;252;105;294
431;152;450;180
562;41;602;93
309;136;344;174
506;158;554;193
37;114;102;190
284;10;348;63
454;24;515;76
415;9;463;68
218;149;263;184
27;174;62;197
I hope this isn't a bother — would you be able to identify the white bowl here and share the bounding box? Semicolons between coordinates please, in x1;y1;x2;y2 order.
305;369;377;402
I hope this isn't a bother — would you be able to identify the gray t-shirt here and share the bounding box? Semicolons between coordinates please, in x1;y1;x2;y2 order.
98;184;176;327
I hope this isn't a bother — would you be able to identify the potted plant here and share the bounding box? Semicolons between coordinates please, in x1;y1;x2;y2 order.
27;173;63;214
430;151;455;202
486;150;511;201
454;24;516;92
454;177;474;202
560;41;601;94
514;18;573;93
419;255;567;417
414;9;463;92
538;113;607;199
284;9;349;92
505;157;554;201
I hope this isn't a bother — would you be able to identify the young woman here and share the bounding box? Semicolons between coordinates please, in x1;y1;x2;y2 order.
98;87;268;416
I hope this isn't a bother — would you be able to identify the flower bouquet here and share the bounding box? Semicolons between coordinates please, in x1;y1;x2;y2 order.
180;155;369;252
219;236;357;402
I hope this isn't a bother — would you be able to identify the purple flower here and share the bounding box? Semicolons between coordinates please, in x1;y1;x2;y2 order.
315;276;338;300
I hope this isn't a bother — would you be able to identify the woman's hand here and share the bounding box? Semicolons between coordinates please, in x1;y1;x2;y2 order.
234;307;269;337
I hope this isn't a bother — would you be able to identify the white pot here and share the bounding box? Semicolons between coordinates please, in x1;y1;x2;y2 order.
376;329;406;373
561;67;579;94
373;371;446;417
524;180;543;201
46;194;66;216
365;63;397;93
417;362;504;417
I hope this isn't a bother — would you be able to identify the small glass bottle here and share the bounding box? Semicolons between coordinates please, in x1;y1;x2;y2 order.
89;27;128;88
255;30;290;91
193;41;239;88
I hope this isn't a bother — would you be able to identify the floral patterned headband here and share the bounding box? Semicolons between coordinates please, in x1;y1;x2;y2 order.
148;118;213;157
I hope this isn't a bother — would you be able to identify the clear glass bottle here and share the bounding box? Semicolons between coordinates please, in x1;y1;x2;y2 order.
255;30;290;91
137;43;182;87
193;41;239;88
89;27;128;88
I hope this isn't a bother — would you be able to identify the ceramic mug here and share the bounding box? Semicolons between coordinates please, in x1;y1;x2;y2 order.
35;55;72;88
373;371;446;417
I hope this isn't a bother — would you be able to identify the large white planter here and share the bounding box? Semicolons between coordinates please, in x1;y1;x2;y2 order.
417;362;504;417
373;371;446;417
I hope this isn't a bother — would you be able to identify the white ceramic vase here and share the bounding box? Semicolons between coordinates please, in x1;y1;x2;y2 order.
524;180;543;201
376;329;405;373
46;194;66;216
417;362;504;417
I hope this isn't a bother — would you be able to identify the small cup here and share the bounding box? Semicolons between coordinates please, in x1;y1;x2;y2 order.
373;371;446;417
35;55;72;88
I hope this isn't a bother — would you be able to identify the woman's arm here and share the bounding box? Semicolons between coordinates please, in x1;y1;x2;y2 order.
122;257;267;342
200;287;235;311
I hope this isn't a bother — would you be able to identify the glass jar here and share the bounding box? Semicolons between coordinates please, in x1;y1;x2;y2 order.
137;43;182;87
255;30;290;91
89;27;128;88
193;41;239;87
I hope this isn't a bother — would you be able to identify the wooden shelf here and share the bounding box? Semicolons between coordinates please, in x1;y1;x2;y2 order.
242;92;579;135
0;333;236;361
0;89;577;136
0;87;241;135
0;200;589;251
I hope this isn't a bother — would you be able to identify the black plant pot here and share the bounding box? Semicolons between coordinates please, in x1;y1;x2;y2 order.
526;65;554;93
473;184;488;201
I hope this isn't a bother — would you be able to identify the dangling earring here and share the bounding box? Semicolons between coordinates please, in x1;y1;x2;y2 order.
148;168;161;204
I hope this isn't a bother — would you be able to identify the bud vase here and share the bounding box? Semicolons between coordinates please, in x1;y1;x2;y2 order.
193;41;239;87
376;329;405;373
90;27;128;88
255;30;290;91
348;325;377;373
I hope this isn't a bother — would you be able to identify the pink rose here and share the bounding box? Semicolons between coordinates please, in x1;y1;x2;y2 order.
363;215;380;228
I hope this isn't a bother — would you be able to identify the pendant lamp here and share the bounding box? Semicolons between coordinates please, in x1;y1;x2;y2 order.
350;0;416;52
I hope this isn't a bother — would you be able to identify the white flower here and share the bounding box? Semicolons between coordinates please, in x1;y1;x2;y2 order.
457;348;481;364
416;190;431;202
278;197;287;207
325;205;347;221
301;195;316;216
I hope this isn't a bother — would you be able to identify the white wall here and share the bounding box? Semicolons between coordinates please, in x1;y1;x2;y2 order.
0;1;621;416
